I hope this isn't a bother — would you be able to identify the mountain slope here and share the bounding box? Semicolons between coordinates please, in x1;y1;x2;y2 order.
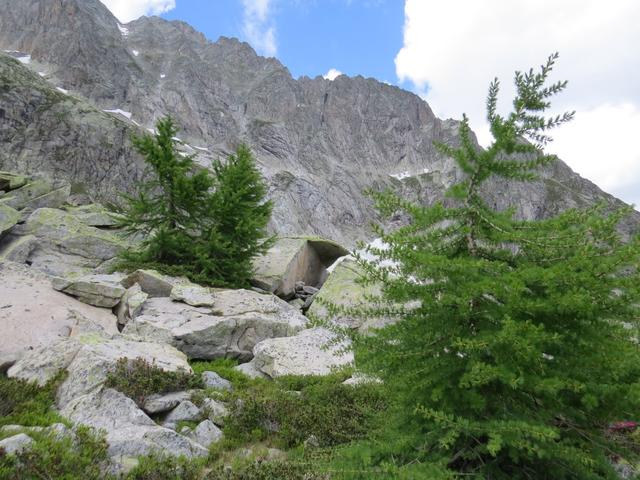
0;0;636;245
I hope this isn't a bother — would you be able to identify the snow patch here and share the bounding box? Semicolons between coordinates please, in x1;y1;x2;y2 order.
389;168;430;181
118;24;129;36
147;128;156;134
56;87;69;94
178;152;189;157
193;146;209;152
160;74;166;79
171;137;183;143
38;72;46;77
132;50;139;57
103;109;132;120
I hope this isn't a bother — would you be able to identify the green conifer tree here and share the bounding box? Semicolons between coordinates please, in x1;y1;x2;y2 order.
118;116;212;265
345;54;640;479
194;145;275;287
118;118;273;287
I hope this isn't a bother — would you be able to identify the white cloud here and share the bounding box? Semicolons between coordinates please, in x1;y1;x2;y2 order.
323;68;343;81
396;0;640;207
241;0;277;57
99;0;175;23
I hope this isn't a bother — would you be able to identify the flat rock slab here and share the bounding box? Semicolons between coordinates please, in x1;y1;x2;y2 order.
252;237;349;299
244;327;354;378
0;180;52;210
0;261;118;367
53;273;126;308
170;284;216;307
0;433;33;456
65;204;122;227
0;172;28;191
124;289;307;360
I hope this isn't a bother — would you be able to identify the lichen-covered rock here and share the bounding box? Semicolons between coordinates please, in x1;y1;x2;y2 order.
0;180;52;210
0;204;19;236
0;172;27;191
21;185;70;212
0;261;118;370
52;273;126;308
244;327;354;378
307;258;389;332
65;204;122;227
11;208;126;276
61;388;208;464
202;398;229;426
252;237;348;299
124;290;307;360
170;284;216;307
0;234;38;263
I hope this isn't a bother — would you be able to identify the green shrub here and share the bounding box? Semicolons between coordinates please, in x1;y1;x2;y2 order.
205;461;327;480
125;453;204;480
224;374;387;449
104;357;203;407
0;373;67;428
0;426;110;480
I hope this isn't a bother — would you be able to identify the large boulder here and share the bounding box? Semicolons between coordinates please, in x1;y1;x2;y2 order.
0;261;118;369
9;208;126;276
122;269;190;298
239;327;354;378
61;388;208;465
7;334;192;409
0;204;19;236
124;289;307;360
307;258;389;332
252;237;349;299
20;185;70;213
52;273;126;308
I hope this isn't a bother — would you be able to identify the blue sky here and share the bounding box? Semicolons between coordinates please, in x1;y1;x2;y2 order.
161;0;404;83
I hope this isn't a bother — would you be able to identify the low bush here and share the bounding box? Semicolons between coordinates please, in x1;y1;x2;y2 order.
0;426;110;480
105;357;203;407
0;373;67;428
224;374;387;449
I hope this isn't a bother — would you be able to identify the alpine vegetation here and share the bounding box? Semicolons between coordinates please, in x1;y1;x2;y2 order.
341;54;640;479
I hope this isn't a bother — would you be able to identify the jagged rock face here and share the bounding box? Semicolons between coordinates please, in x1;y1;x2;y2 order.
0;0;637;247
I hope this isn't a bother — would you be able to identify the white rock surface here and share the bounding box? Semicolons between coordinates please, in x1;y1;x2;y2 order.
0;433;33;455
0;261;118;369
189;420;222;448
245;328;354;378
143;391;191;415
202;371;232;391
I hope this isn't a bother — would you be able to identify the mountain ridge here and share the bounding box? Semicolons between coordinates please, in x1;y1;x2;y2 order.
0;0;636;246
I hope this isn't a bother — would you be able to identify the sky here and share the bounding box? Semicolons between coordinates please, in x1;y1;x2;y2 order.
100;0;640;207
